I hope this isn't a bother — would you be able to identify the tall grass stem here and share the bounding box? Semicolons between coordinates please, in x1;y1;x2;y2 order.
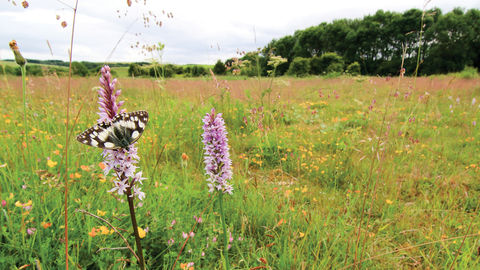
64;1;79;268
218;191;230;269
20;65;27;159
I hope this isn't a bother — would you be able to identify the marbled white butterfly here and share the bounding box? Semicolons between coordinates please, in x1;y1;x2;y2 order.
76;110;149;150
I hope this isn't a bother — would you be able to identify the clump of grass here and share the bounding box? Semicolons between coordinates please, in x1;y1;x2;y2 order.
459;66;479;79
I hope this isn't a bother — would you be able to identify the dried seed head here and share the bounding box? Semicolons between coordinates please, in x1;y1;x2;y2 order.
61;21;67;28
21;1;28;8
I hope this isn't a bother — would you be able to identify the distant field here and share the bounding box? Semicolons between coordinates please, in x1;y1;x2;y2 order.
0;73;479;268
1;60;66;68
0;60;16;67
112;65;129;77
182;64;214;69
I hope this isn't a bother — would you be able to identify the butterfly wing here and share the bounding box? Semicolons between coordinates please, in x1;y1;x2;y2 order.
75;110;149;150
75;121;122;150
110;110;149;148
125;110;149;145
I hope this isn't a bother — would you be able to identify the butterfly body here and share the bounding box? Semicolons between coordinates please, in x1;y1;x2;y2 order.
76;110;149;150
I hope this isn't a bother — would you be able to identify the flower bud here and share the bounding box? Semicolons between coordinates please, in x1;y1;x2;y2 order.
9;40;26;67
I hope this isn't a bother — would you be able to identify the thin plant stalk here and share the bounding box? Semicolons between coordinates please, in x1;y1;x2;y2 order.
125;187;145;269
341;233;480;270
20;65;27;161
76;209;139;261
218;191;230;269
64;1;79;268
413;0;431;88
9;40;29;166
449;200;480;270
172;195;215;270
0;61;11;92
353;89;393;270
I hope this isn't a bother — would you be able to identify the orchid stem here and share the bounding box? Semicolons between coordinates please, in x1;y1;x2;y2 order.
126;188;145;270
218;191;230;270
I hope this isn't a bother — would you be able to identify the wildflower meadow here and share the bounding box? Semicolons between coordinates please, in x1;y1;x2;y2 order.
1;1;480;269
1;62;479;269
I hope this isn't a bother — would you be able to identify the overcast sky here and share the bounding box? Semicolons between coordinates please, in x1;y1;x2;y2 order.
1;0;479;65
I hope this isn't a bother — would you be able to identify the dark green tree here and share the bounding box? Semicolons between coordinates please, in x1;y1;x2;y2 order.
309;56;322;75
295;25;325;57
128;63;142;77
191;65;198;76
213;60;226;75
81;61;98;70
287;57;310;77
196;66;206;76
149;65;162;77
423;8;471;74
311;52;344;74
175;66;184;75
347;62;361;75
163;64;175;78
267;35;296;75
464;9;480;69
71;61;89;77
321;20;352;56
292;30;312;59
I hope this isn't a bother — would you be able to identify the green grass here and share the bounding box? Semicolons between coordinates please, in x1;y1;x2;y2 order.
112;66;129;77
0;60;17;67
0;74;479;269
182;64;214;69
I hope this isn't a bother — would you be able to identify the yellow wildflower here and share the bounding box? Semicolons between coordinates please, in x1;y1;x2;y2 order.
15;200;32;207
138;227;146;238
99;226;110;235
47;160;57;168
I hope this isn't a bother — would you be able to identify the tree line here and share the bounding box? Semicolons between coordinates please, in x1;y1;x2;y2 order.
127;63;215;78
0;59;138;77
0;59;215;78
237;7;480;77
